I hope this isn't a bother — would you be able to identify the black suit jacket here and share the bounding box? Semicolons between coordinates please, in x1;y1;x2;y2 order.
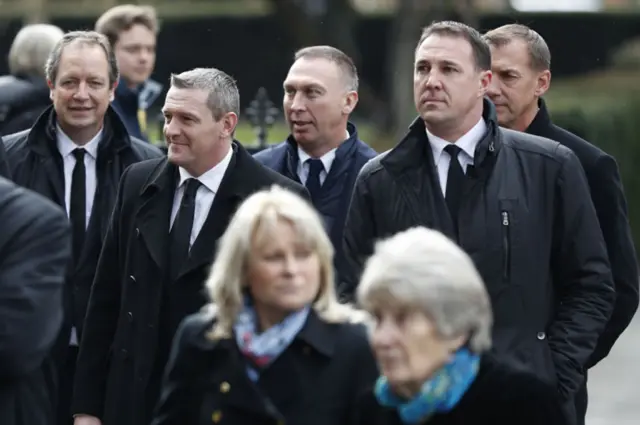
0;177;71;425
72;141;309;425
526;98;639;366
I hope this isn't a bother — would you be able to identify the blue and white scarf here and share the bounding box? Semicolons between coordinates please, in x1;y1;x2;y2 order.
375;348;480;424
233;297;310;381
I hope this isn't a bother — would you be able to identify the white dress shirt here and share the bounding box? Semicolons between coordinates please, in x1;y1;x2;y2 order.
296;129;350;185
428;118;486;196
57;124;102;346
170;146;233;247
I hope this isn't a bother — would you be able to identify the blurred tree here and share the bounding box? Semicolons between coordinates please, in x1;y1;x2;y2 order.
24;0;47;23
269;0;389;142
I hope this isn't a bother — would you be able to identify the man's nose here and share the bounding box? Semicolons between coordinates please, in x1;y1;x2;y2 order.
486;78;501;98
290;92;306;111
72;82;90;100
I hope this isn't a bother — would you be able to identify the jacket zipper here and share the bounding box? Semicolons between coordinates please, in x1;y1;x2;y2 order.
501;211;511;282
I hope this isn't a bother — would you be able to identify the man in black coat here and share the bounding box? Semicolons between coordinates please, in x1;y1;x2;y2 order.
341;22;614;425
485;24;639;425
3;31;163;425
254;46;377;279
0;177;71;425
72;67;308;425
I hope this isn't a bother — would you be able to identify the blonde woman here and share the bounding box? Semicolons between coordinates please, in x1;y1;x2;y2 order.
354;227;567;425
151;185;377;425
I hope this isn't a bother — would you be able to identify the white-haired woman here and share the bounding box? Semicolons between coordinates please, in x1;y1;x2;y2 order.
151;185;377;425
354;227;566;425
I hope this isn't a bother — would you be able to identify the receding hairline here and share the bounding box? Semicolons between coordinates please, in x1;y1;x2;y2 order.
484;24;551;71
414;33;478;68
290;46;358;91
285;56;355;92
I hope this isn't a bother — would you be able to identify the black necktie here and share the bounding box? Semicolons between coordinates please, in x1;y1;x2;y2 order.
70;148;86;263
169;178;202;280
444;144;466;225
305;158;324;200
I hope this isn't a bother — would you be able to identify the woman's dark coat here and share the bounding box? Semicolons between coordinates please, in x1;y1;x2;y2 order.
354;353;567;425
151;309;379;425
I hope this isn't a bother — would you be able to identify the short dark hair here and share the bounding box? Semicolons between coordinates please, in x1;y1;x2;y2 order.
417;21;491;71
483;24;551;71
45;31;119;86
294;45;359;91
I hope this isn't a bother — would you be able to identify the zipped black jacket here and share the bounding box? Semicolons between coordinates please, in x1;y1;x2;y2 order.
340;100;615;401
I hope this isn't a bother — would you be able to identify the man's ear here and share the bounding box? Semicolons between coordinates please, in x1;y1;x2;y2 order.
535;70;551;97
479;70;492;97
221;112;239;139
343;91;359;115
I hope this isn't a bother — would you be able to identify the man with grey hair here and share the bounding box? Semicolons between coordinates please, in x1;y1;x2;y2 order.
0;24;63;134
2;30;162;425
254;45;376;278
485;23;638;425
72;67;308;425
341;20;614;425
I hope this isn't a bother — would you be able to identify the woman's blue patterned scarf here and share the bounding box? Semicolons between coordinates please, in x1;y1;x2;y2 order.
233;296;310;381
374;348;480;424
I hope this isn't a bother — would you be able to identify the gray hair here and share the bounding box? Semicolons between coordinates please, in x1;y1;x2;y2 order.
205;185;368;340
169;68;240;120
9;24;64;78
357;227;493;354
45;31;119;86
483;24;551;71
294;45;359;92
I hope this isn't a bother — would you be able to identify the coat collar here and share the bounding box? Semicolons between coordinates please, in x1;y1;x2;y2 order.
285;121;360;161
382;98;501;175
136;141;274;277
295;309;338;358
524;97;553;136
25;105;133;157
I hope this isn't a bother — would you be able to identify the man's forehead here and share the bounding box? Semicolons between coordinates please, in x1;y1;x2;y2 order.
490;40;530;62
415;35;472;64
163;87;208;111
284;57;341;87
57;44;109;75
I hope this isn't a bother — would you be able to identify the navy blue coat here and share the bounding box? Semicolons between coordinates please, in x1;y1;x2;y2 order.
254;122;376;281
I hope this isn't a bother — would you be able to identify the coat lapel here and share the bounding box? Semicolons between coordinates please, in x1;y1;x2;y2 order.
35;154;65;207
258;311;336;409
382;126;444;232
178;143;266;279
136;158;176;271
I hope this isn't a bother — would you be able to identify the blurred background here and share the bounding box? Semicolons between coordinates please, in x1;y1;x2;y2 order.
0;0;638;422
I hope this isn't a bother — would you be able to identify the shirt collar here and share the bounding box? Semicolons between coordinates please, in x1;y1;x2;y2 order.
428;118;486;162
178;145;234;194
56;124;102;159
297;129;349;171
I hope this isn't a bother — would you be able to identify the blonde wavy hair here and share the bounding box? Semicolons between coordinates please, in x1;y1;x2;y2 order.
204;185;367;339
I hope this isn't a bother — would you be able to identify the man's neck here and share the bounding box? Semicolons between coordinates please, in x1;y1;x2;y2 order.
301;125;349;159
182;142;231;178
58;122;103;146
427;111;483;143
511;102;540;132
